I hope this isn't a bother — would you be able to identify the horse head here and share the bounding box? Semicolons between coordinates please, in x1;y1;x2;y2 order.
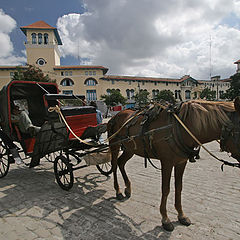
220;96;240;162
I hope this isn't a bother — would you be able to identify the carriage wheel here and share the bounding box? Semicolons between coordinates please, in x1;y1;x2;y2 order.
45;151;61;163
0;141;10;178
96;162;112;176
54;155;74;190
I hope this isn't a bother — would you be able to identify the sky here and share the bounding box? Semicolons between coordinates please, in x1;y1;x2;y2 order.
1;0;240;80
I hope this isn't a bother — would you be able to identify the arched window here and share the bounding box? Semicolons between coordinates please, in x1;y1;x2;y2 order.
60;78;74;86
38;33;42;44
44;33;48;44
185;90;191;100
152;90;159;99
84;78;98;86
126;89;134;99
31;33;37;44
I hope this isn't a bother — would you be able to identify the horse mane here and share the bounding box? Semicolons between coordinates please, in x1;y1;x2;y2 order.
178;100;235;133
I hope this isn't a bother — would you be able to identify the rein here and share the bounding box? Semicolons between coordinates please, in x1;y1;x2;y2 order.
48;105;96;146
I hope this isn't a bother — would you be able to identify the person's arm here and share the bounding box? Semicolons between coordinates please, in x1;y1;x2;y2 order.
11;114;19;124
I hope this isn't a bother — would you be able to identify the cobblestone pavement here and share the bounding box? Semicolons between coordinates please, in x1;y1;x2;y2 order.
0;141;239;240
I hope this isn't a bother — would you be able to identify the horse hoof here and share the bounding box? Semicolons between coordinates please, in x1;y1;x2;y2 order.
116;193;124;200
162;222;174;232
124;189;131;198
178;217;191;226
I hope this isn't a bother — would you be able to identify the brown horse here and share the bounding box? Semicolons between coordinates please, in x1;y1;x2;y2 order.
107;98;240;231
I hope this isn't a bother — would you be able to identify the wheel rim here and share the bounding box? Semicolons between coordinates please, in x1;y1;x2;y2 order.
54;156;73;190
0;141;9;178
96;162;112;176
45;151;61;163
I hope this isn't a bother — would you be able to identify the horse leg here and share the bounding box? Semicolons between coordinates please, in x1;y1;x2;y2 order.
174;162;191;226
160;163;174;231
110;144;123;200
117;151;134;199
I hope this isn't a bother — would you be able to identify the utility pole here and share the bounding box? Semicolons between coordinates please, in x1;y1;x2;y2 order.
209;34;212;80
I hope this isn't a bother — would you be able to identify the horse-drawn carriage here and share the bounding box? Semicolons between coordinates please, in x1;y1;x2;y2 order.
0;80;112;190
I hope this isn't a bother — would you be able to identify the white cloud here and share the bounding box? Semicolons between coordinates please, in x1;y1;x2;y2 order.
0;9;26;65
57;0;240;79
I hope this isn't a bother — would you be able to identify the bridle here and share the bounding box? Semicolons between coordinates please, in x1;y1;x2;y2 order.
220;111;240;163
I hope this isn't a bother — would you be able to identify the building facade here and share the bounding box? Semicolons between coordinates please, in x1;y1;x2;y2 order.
0;21;233;104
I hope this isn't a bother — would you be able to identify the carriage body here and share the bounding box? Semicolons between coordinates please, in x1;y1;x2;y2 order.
0;80;111;187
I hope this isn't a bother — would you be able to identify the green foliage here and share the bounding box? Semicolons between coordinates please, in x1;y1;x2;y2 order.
200;88;216;101
12;65;56;83
100;89;127;107
60;99;84;106
133;90;150;108
154;90;175;104
223;73;240;100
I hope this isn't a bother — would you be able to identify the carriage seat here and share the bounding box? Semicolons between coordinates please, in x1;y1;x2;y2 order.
12;124;36;154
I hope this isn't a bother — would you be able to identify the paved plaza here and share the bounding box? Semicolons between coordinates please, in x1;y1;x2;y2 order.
0;141;239;240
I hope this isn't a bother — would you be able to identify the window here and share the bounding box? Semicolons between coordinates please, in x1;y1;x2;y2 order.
185;90;191;100
44;33;48;44
60;78;74;86
89;71;92;76
84;78;97;86
219;90;224;99
38;33;42;44
31;33;37;44
166;82;168;86
111;80;115;85
126;89;134;99
86;90;97;101
85;71;88;76
61;72;64;76
154;82;157;86
93;71;96;75
106;89;111;95
152;90;159;99
175;90;182;99
63;90;73;95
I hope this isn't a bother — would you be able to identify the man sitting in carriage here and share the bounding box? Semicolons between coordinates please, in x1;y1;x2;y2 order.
11;103;40;137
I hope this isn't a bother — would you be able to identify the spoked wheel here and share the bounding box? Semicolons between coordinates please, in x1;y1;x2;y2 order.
96;162;112;176
0;141;10;178
54;155;74;190
45;151;61;163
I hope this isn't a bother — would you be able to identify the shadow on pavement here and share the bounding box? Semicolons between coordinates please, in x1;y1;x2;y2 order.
0;165;176;239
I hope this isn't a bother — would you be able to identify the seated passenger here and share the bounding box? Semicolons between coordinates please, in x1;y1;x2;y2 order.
11;104;41;136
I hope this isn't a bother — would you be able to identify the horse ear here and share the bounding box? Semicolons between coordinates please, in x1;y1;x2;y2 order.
234;96;240;113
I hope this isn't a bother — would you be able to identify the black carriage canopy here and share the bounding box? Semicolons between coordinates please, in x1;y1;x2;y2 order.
0;80;58;137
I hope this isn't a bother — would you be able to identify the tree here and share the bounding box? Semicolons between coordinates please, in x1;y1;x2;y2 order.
154;90;175;104
133;90;150;109
12;65;55;83
223;73;240;100
101;89;127;116
200;88;216;101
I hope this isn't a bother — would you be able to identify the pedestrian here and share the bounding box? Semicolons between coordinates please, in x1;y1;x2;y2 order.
90;101;104;143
